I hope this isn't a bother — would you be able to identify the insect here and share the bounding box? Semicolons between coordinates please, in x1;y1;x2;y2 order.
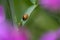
23;14;28;20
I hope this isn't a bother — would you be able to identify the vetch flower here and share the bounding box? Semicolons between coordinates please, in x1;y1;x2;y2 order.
39;29;60;40
11;27;31;40
0;5;12;40
39;0;60;11
0;5;5;23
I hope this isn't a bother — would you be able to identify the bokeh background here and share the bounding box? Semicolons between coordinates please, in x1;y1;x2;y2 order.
0;0;60;40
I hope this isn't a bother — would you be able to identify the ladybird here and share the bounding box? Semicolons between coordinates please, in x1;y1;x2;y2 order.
23;14;28;20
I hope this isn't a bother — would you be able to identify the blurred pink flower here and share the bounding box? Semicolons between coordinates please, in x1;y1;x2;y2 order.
11;27;31;40
0;5;12;40
39;30;60;40
39;0;60;11
0;5;5;23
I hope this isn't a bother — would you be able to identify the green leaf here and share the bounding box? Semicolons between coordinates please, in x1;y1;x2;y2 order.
30;0;37;4
1;0;12;21
21;5;37;26
0;0;2;4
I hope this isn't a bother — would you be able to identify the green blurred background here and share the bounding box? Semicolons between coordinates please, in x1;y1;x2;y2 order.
1;0;60;40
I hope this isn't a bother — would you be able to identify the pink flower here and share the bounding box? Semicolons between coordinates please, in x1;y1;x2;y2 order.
0;5;12;40
0;5;5;23
39;0;60;11
39;29;60;40
11;27;31;40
